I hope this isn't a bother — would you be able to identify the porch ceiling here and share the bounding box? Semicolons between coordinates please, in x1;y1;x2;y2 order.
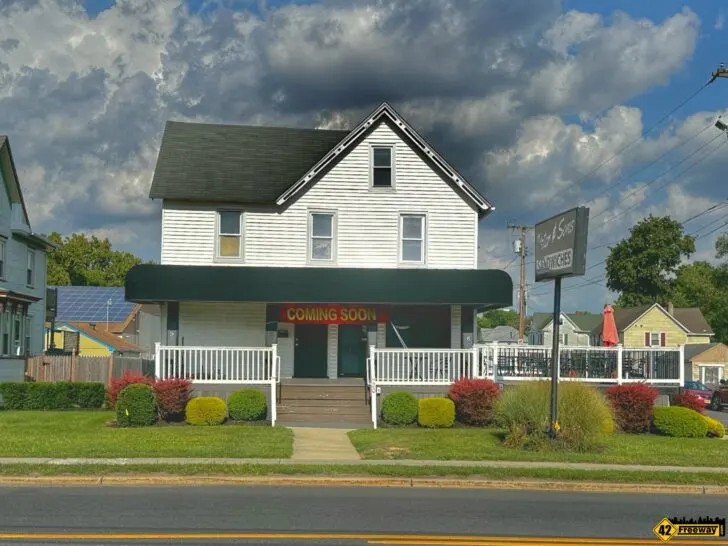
125;264;512;308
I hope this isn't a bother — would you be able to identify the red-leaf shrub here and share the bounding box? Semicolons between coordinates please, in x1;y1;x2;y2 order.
153;378;192;421
448;378;501;426
106;370;153;409
672;392;705;414
605;383;658;433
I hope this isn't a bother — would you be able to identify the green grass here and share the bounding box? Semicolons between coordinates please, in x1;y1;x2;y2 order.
0;411;293;458
348;428;728;467
0;463;726;486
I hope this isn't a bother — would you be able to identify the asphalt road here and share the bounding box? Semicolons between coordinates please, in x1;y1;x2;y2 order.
706;408;728;426
0;485;726;545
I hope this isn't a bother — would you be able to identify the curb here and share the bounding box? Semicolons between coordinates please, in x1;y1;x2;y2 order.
1;475;727;495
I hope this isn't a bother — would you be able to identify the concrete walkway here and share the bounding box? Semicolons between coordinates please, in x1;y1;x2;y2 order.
290;427;361;460
0;456;726;473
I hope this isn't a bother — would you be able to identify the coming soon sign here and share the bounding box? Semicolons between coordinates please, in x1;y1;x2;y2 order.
279;304;389;324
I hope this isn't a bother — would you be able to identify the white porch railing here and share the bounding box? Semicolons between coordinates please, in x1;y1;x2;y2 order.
154;343;280;426
367;343;684;428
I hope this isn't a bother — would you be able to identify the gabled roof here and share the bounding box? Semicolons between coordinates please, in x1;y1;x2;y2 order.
530;312;601;333
149;121;348;204
148;103;494;215
62;321;143;353
683;343;722;362
480;325;519;342
0;135;30;226
276;102;494;214
612;303;714;335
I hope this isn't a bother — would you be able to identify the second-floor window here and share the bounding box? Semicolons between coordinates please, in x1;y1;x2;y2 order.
26;250;35;286
400;214;425;263
0;238;5;278
372;146;393;187
217;210;242;259
310;212;335;261
645;332;665;347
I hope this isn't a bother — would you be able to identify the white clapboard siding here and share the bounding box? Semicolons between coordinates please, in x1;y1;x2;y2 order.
161;122;478;269
178;303;265;347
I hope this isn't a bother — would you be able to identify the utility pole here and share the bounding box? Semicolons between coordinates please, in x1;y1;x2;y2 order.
508;224;531;341
709;63;727;83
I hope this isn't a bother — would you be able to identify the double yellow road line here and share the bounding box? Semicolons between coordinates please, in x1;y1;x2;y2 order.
0;532;722;544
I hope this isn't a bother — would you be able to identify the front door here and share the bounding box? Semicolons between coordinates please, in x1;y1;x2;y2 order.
294;324;328;378
338;324;367;377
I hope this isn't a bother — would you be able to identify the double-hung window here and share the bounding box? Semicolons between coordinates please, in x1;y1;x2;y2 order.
372;146;393;188
646;332;665;347
400;214;425;263
310;212;335;262
26;250;35;286
217;211;242;259
0;238;5;278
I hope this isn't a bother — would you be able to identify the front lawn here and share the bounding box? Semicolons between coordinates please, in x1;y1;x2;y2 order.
348;428;728;468
0;411;293;458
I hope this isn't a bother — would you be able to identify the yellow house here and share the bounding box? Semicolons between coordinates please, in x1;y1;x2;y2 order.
44;322;143;357
612;303;713;348
684;343;728;384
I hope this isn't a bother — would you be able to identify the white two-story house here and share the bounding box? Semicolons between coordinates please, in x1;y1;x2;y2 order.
125;103;512;423
1;136;52;363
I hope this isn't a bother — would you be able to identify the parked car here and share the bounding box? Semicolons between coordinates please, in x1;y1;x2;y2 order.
681;381;713;407
709;380;728;411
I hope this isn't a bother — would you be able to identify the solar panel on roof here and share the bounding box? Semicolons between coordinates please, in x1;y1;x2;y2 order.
53;286;136;322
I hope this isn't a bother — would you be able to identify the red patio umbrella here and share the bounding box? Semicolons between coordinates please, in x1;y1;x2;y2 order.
602;304;619;347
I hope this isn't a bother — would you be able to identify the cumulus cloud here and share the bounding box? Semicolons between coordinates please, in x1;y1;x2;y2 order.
0;0;718;314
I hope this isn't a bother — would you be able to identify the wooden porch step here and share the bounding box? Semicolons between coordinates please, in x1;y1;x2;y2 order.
276;412;372;424
277;398;365;407
277;407;370;418
279;386;366;401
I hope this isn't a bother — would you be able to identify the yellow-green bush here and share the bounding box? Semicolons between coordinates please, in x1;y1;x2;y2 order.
417;397;455;428
185;396;227;426
652;406;708;438
703;415;725;438
495;381;614;452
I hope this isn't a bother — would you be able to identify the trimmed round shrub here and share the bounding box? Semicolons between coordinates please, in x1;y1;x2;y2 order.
672;392;705;414
107;370;153;409
153;378;192;422
417;397;455;428
228;389;267;421
652;406;708;438
186;396;227;426
495;381;614;452
605;383;658;433
703;415;726;438
381;391;418;425
116;384;157;427
448;378;501;426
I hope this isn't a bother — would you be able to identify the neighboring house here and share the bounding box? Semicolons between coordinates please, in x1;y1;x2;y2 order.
51;321;143;357
606;303;713;348
683;343;728;385
479;325;519;344
0;136;54;358
529;312;602;347
125;102;512;380
44;286;160;355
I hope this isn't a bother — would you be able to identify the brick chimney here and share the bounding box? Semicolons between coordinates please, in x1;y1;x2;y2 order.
667;301;674;316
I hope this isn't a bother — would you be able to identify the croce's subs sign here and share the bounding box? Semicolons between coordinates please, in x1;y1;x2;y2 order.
534;207;589;282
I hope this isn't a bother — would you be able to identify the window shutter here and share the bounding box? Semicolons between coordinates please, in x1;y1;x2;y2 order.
644;332;650;346
660;332;666;347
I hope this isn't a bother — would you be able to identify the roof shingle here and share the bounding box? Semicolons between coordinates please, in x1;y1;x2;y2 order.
149;121;350;204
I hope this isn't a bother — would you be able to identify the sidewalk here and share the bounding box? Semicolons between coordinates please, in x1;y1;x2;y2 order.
0;456;724;473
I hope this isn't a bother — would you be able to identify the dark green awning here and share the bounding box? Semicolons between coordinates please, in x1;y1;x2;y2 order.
125;265;512;309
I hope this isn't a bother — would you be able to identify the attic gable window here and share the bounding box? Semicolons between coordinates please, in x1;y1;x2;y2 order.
217;210;242;259
372;146;393;187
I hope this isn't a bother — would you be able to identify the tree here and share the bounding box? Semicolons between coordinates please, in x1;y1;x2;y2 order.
605;215;695;307
673;261;728;345
46;232;144;287
716;233;728;263
477;308;520;330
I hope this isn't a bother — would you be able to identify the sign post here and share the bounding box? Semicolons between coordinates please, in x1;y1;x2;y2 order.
534;206;589;438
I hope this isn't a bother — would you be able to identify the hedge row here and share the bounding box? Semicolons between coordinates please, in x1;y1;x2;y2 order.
113;384;268;427
0;382;105;410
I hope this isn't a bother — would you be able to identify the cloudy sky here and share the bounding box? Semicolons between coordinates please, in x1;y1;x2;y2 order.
1;0;727;313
